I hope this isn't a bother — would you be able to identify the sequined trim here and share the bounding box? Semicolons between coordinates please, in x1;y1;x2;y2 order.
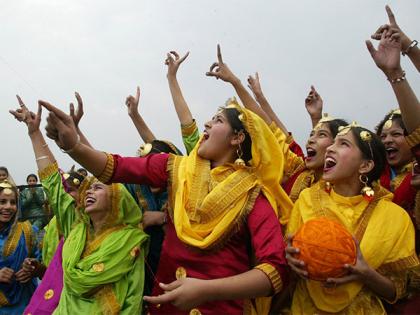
181;120;198;137
38;162;59;181
377;253;420;274
254;263;283;294
0;291;9;306
406;125;420;148
97;153;115;184
289;169;314;202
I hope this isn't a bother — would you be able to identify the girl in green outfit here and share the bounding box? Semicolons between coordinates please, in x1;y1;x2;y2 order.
11;95;149;315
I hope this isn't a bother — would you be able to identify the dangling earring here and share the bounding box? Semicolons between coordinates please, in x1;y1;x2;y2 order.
359;174;374;202
325;181;332;193
234;144;246;167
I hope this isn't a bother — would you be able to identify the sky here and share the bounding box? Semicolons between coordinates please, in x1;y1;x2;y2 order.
1;0;419;184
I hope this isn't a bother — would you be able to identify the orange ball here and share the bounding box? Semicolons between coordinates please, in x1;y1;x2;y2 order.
292;217;356;281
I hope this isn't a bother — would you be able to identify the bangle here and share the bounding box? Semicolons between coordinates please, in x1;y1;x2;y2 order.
61;135;81;154
402;40;418;56
387;71;406;84
36;156;49;161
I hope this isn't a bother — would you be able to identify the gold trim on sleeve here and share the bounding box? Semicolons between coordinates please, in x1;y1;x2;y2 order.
97;153;115;184
254;263;283;294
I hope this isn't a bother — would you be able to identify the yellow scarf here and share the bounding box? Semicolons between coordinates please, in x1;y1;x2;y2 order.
167;101;293;251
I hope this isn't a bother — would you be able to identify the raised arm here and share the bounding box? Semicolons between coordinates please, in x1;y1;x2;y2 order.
304;85;323;128
166;51;194;126
9;96;56;171
371;6;420;72
206;45;271;124
366;29;420;133
70;92;93;148
247;72;288;134
125;86;156;143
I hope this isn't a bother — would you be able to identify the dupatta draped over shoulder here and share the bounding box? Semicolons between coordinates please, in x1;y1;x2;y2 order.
287;181;419;314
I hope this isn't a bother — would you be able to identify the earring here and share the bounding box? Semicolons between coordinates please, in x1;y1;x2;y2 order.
359;174;374;202
234;144;246;167
325;181;332;193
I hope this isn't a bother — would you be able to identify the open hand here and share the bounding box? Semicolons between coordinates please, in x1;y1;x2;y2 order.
304;86;323;120
247;72;263;97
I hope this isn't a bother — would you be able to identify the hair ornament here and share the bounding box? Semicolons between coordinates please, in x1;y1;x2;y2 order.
383;109;401;130
138;143;153;157
314;113;335;130
337;121;359;136
0;181;14;195
360;131;372;142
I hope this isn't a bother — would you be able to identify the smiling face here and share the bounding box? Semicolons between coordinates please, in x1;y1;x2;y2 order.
0;189;17;226
305;123;335;171
197;111;240;164
84;181;111;217
323;131;373;186
379;120;412;169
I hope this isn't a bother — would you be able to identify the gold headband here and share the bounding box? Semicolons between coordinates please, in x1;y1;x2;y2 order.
314;113;335;130
383;109;401;130
337;121;360;136
63;173;82;186
0;181;14;195
338;122;374;158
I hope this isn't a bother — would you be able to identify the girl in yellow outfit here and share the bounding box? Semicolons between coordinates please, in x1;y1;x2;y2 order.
286;122;419;314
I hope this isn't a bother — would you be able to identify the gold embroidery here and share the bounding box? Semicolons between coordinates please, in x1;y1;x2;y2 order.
21;221;33;256
254;263;283;294
97;153;115;184
176;266;187;280
2;222;32;257
181;120;198;137
92;263;105;272
0;291;9;306
130;246;140;258
377;253;420;274
44;289;54;300
95;284;120;315
390;163;412;192
289;169;314;202
38;162;58;181
82;225;124;258
406;125;420;148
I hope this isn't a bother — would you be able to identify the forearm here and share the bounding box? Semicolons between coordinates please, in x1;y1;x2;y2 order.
68;143;108;177
29;131;56;171
231;79;271;124
363;267;396;302
167;75;194;126
128;112;156;143
255;92;288;134
403;37;420;72
77;127;93;149
310;115;322;128
389;76;420;133
204;269;272;302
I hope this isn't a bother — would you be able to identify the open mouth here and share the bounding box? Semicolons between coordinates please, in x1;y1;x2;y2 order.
203;131;210;140
306;147;317;161
324;156;337;172
385;147;398;160
85;196;96;207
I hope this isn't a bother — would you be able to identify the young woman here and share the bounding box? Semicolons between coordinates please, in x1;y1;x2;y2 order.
0;167;16;186
20;174;47;230
0;181;42;315
39;82;292;313
286;123;419;313
10;96;149;314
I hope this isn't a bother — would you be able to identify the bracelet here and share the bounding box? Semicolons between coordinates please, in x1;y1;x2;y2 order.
36;155;49;161
402;40;418;56
60;135;81;154
42;143;48;148
387;71;406;84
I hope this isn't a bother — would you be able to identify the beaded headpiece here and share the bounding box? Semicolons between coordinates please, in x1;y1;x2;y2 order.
383;109;401;130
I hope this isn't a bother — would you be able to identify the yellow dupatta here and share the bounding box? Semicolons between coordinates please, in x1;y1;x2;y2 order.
287;181;419;314
167;100;293;251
